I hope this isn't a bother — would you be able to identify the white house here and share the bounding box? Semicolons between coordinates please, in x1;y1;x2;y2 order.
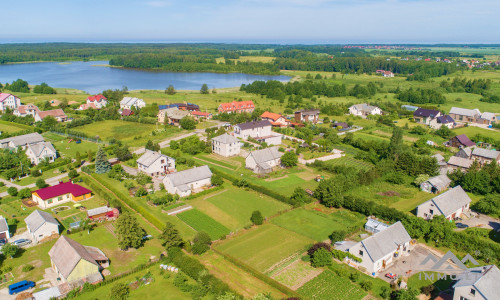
86;95;108;109
452;265;499;300
0;132;45;150
163;165;212;197
413;108;442;126
25;210;59;244
0;216;10;241
13;104;40;117
416;185;471;220
246;147;283;174
25;142;57;165
347;221;412;275
348;104;382;118
0;93;21;111
120;97;146;110
234;120;282;146
212;133;240;157
136;150;175;176
429;115;456;129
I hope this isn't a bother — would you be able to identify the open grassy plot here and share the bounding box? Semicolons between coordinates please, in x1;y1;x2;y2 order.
452;126;500;142
408;272;453;294
199;250;287;299
319;156;373;171
271;209;365;242
177;208;230;240
189;185;290;231
256;174;319;197
74;267;191;300
0;122;26;134
298;270;367;300
70;120;183;147
43;132;99;159
215;224;313;273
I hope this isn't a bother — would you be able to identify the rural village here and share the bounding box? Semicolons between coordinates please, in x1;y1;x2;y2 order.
0;44;499;300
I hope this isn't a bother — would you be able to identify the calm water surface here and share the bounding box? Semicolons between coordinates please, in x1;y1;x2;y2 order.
0;61;290;94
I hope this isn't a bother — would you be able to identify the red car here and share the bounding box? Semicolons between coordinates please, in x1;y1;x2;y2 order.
385;273;396;279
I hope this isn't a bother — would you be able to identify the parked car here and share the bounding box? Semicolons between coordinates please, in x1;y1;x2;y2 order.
456;223;469;228
0;238;6;246
385;273;396;279
9;280;35;295
13;239;32;247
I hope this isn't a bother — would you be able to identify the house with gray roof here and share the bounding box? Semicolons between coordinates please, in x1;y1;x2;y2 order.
162;165;213;197
348;104;382;118
234;120;282;145
447;156;474;172
420;174;451;194
449;107;481;123
347;221;412;274
471;148;500;166
157;107;190;125
452;265;500;300
0;132;45;150
245;147;283;174
212;133;240;157
0;216;10;240
25;142;57;165
416;185;471;220
49;235;108;284
25;210;59;243
478;112;496;125
136;150;175;176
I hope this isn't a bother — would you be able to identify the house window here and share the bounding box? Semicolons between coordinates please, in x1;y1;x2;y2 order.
470;289;475;296
58;197;62;201
48;199;53;204
460;297;469;300
430;209;434;214
359;250;363;256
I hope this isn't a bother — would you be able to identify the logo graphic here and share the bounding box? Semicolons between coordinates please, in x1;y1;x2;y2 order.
420;251;479;271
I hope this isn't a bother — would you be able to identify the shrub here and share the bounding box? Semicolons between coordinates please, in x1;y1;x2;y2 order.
329;230;348;243
135;187;147;197
307;242;331;256
7;187;17;197
421;284;435;295
360;281;372;291
110;283;130;300
311;248;332;267
68;169;78;179
36;178;48;189
22;264;34;272
250;210;264;225
192;231;211;255
18;188;32;199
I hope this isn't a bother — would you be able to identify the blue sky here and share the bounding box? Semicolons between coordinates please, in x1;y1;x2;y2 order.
1;0;499;43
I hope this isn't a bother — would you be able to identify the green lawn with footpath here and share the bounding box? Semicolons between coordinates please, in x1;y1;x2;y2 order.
69;120;183;147
188;185;290;232
271;209;365;242
215;224;313;273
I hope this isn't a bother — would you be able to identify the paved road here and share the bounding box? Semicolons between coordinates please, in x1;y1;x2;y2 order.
0;172;70;198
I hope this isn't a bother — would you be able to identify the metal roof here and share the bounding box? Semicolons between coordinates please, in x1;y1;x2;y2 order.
25;210;59;233
212;133;239;144
360;221;411;263
427;185;472;217
136;150;173;168
164;165;212;188
236;120;272;131
449;107;481;118
248;147;283;164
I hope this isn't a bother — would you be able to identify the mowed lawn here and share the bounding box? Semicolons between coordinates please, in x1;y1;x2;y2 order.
43;132;99;158
0;122;26;134
70;120;183;147
256;174;319;197
215;224;313;273
177;208;230;240
452;126;500;141
271;209;365;242
189;186;290;232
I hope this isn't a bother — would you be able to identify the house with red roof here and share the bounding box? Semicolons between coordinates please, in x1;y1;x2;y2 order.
190;111;212;120
86;95;108;109
34;109;68;122
218;100;254;114
0;93;21;112
260;111;289;127
121;109;134;117
13;104;40;117
32;182;93;209
78;103;98;111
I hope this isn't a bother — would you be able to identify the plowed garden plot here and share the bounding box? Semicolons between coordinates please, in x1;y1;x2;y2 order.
272;260;323;290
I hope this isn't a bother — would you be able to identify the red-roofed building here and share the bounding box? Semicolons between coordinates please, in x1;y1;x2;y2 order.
0;93;21;112
13;104;40;117
32;182;93;209
86;95;108;108
260;111;289;127
190;111;212;120
78;103;98;111
121;109;134;117
34;109;68;122
218;101;254;114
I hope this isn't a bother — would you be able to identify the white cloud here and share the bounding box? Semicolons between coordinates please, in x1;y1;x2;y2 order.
146;1;170;7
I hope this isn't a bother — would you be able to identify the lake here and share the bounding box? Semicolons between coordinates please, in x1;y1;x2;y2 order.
0;61;290;94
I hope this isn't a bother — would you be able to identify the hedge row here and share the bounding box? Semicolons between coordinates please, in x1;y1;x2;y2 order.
89;173;164;231
209;167;290;204
211;247;300;297
0;119;35;131
40;158;71;172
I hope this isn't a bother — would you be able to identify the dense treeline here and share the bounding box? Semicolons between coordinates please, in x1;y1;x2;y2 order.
396;87;446;104
440;77;491;94
110;53;279;75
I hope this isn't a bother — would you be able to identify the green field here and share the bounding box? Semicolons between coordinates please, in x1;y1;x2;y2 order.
216;224;313;273
70;120;183;147
177;208;230;240
271;209;365;242
452;126;500;142
189;185;290;231
0;122;26;134
43;132;99;159
74;267;191;300
298;270;367;300
320;156;373;171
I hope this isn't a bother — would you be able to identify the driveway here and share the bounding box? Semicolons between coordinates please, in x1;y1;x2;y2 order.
9;229;35;249
460;212;500;231
121;164;139;176
379;244;462;282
